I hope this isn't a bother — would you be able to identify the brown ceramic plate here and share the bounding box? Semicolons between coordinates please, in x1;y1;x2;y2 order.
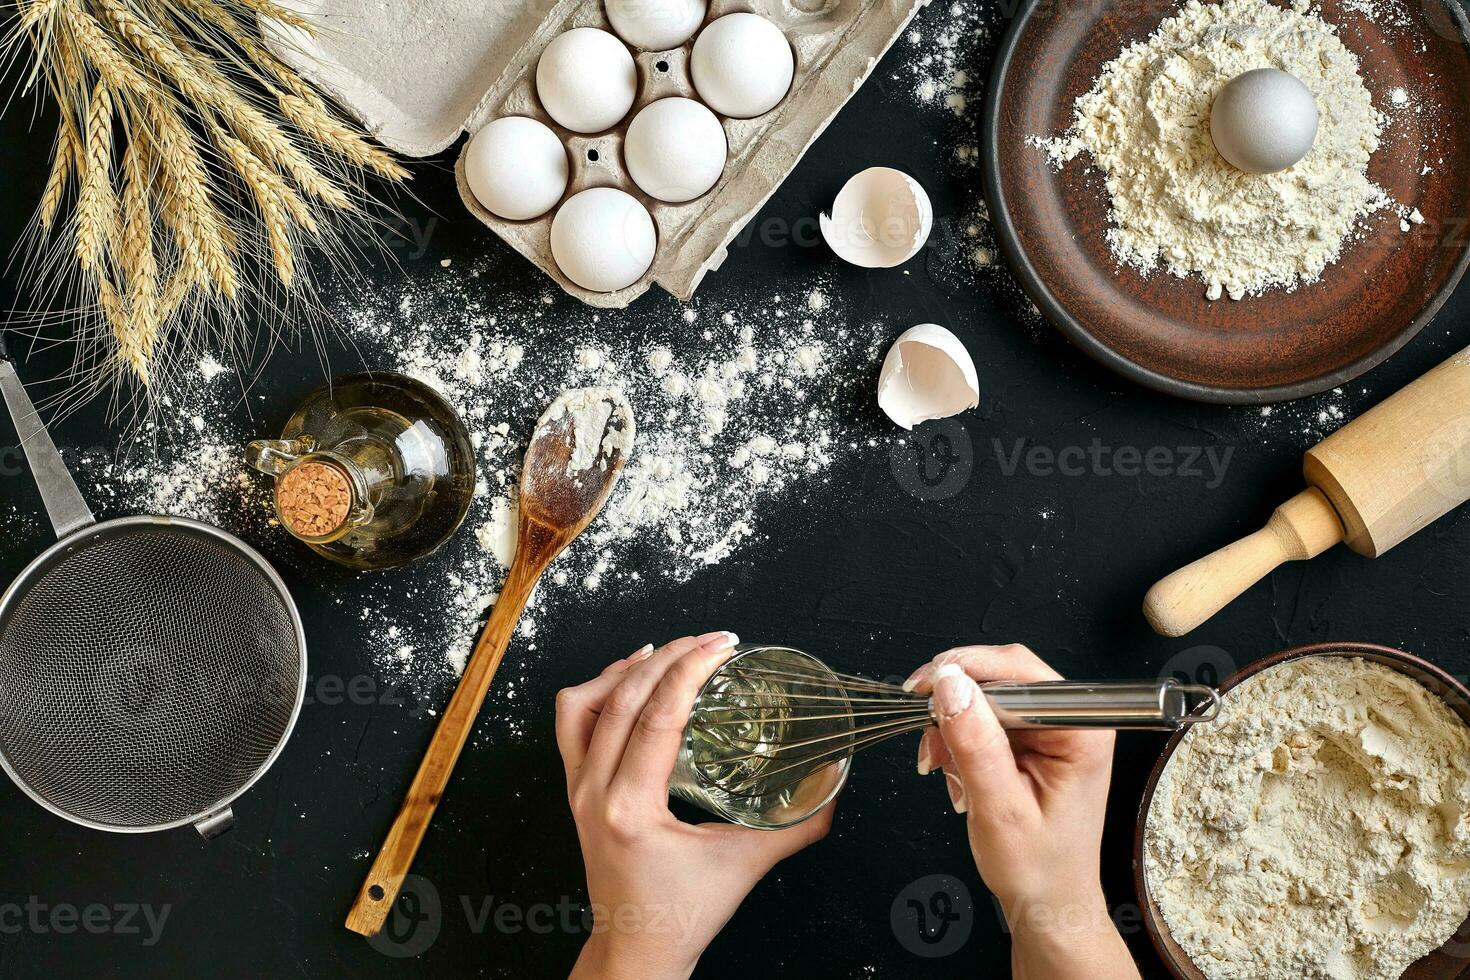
982;1;1470;404
1134;642;1470;979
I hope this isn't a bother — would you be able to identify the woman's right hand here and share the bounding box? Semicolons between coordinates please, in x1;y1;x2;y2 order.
905;644;1140;980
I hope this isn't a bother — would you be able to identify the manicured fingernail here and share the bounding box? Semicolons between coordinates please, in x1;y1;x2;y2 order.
932;663;974;719
628;644;655;664
902;664;932;693
697;631;740;653
945;771;968;814
917;736;936;776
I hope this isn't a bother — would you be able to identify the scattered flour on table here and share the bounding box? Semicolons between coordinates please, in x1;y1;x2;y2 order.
893;0;1039;321
342;274;887;678
1146;656;1470;980
78;355;274;529
1032;0;1421;302
0;503;40;539
18;283;884;687
898;0;995;119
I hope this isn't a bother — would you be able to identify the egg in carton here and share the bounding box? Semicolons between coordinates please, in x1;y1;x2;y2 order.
264;0;929;309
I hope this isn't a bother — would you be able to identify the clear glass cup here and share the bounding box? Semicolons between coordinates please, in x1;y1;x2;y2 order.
669;645;853;830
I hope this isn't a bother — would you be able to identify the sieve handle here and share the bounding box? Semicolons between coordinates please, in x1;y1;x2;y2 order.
194;807;234;839
0;337;94;538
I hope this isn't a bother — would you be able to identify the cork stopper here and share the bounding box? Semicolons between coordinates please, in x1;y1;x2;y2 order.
276;461;352;539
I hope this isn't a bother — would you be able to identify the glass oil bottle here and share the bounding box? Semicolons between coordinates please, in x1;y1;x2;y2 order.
246;372;477;570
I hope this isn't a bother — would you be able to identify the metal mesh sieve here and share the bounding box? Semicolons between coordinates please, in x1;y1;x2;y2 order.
0;518;305;833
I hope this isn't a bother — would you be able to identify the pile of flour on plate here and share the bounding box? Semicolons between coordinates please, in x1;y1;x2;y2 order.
1146;656;1470;980
1035;0;1411;301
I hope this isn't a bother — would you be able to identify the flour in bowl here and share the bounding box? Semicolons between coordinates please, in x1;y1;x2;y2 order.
1145;656;1470;980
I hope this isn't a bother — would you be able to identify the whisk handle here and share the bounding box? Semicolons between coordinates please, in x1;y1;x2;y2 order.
981;679;1218;730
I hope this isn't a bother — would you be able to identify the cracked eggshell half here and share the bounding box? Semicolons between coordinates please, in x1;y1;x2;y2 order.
820;167;932;269
877;324;979;430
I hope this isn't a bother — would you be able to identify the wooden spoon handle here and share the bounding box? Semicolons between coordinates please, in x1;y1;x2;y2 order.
344;554;543;936
1143;488;1345;638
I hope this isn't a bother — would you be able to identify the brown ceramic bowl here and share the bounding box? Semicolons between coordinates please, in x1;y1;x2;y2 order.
1134;642;1470;979
982;0;1470;404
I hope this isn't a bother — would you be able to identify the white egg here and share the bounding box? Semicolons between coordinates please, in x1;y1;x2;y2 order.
1210;68;1320;174
463;117;569;221
551;187;658;293
690;13;794;119
877;324;980;431
606;0;707;51
819;167;933;268
536;28;638;134
624;98;727;203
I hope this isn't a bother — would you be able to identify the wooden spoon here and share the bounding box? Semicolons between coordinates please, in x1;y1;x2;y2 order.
346;387;635;937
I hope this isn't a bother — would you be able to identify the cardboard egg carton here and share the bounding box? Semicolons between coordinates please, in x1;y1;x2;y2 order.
267;0;929;308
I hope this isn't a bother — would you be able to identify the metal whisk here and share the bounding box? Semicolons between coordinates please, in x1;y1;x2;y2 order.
669;646;1219;830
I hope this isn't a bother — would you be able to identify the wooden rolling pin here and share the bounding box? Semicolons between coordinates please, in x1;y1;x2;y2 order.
1145;346;1470;637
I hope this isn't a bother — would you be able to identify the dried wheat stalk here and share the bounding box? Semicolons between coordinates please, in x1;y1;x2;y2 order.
7;0;408;404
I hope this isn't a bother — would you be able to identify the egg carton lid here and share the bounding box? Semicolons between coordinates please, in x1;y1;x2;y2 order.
263;1;550;157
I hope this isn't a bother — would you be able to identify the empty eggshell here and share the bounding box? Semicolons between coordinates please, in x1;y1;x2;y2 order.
464;117;569;221
607;0;708;51
691;13;794;119
820;168;933;268
550;187;658;293
877;324;979;430
624;97;728;203
536;28;638;133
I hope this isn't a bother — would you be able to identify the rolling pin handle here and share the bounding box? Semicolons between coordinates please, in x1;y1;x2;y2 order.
1143;488;1344;637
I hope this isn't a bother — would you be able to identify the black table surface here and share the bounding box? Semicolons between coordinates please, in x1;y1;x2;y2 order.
2;4;1468;978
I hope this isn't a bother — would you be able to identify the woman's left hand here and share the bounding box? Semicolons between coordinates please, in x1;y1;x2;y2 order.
561;633;836;980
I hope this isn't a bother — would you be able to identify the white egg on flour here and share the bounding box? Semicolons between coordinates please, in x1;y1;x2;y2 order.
536;28;638;133
691;13;794;119
1210;68;1320;175
463;117;569;221
550;188;658;293
606;0;707;51
624;98;728;203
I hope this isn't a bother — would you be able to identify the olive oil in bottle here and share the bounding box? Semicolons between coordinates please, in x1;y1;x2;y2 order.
247;372;476;570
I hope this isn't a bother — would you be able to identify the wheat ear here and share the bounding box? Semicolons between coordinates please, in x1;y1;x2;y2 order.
161;0;394;180
118;141;158;384
75;81;116;273
39;114;77;231
235;0;313;31
145;96;239;298
59;5;150;95
97;0;350;211
208;122;298;286
20;0;60;32
16;0;408;398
